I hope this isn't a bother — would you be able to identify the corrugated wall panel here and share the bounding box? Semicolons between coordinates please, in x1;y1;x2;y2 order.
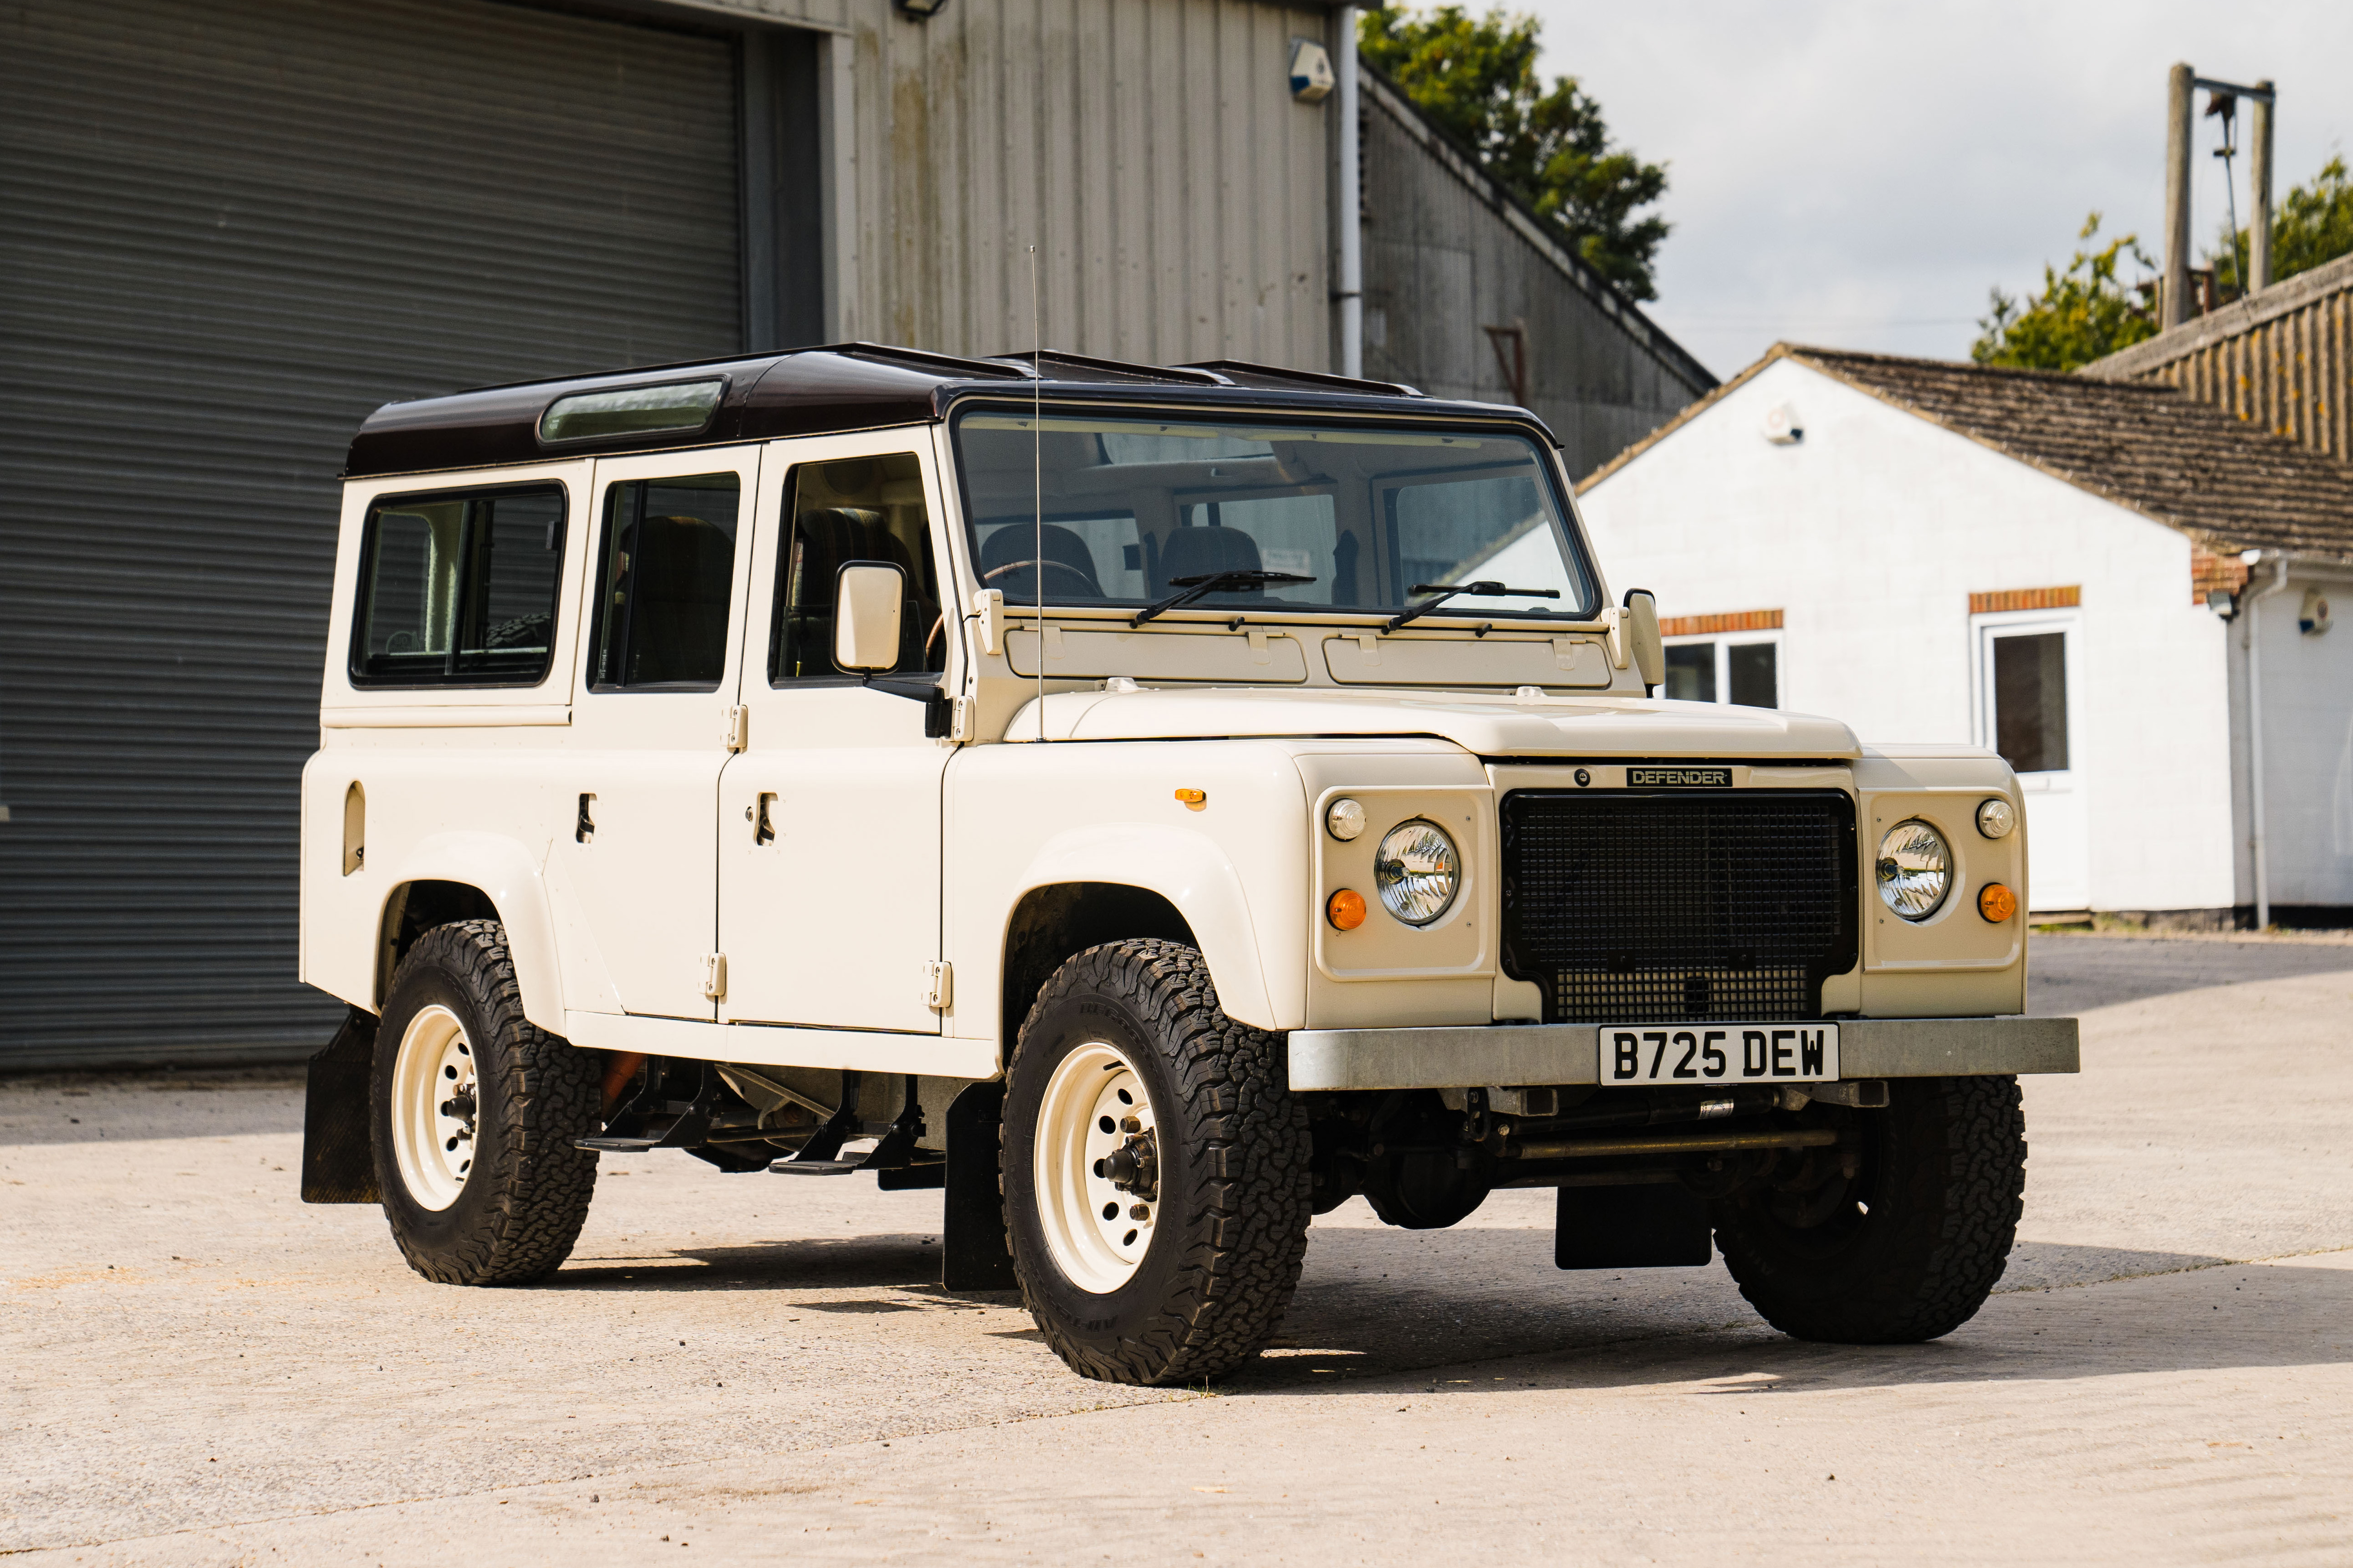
1359;72;1715;480
0;0;744;1069
837;0;1331;368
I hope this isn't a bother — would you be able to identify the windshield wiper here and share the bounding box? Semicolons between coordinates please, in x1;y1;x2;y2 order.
1384;580;1561;632
1130;569;1316;627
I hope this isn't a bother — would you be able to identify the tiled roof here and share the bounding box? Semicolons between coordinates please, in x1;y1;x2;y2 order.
1582;343;2353;562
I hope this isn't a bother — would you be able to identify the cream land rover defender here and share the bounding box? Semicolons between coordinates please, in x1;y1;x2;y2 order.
299;343;2077;1386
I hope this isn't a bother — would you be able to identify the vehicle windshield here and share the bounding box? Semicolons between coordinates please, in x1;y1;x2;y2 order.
950;409;1595;620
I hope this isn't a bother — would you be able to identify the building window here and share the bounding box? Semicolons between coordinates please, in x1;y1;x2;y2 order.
1990;630;2069;774
1662;635;1779;708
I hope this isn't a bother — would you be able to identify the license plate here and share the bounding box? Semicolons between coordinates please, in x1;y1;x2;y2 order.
1599;1024;1840;1084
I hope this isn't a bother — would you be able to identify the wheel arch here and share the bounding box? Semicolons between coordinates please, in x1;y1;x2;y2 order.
375;831;567;1032
999;821;1279;1044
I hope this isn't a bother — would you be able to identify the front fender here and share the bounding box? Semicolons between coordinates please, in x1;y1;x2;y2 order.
1013;824;1281;1029
382;832;568;1034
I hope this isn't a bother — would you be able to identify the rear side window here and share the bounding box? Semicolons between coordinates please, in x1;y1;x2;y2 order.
587;473;741;690
351;484;567;687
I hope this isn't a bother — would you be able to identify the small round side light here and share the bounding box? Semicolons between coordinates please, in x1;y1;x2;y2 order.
1975;798;2016;840
1327;889;1368;930
1174;788;1206;810
1978;883;2018;923
1326;797;1367;840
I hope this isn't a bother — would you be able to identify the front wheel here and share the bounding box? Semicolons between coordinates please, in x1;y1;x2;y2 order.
1712;1074;2026;1343
1002;940;1312;1385
371;919;602;1286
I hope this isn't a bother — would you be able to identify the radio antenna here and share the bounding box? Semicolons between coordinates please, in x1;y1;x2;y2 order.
1030;244;1045;743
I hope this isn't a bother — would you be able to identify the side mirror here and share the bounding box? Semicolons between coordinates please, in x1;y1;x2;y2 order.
834;561;906;672
1622;588;1664;689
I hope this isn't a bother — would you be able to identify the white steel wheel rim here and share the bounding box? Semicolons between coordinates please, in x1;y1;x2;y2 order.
1033;1043;1159;1294
391;1004;478;1211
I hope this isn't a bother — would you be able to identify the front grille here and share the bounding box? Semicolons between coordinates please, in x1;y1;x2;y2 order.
1501;789;1857;1024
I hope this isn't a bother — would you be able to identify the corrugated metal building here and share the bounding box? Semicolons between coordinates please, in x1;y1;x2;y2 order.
1359;69;1717;479
2082;250;2353;463
0;0;1708;1070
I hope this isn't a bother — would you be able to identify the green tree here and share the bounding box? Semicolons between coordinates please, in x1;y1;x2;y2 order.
2213;155;2353;296
1359;5;1669;300
1971;214;2157;372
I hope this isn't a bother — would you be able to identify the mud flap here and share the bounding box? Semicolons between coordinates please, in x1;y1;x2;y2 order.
941;1080;1016;1292
1555;1181;1713;1269
301;1008;380;1204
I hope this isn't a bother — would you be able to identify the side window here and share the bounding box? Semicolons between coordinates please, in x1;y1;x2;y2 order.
351;484;566;687
770;453;946;682
587;473;741;691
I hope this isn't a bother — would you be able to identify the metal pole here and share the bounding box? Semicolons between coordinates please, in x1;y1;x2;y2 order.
2243;553;2292;929
2249;80;2275;293
1334;6;1363;379
2163;62;2195;330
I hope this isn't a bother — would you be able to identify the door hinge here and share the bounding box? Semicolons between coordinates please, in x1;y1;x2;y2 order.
703;952;728;1001
725;706;749;752
924;960;953;1011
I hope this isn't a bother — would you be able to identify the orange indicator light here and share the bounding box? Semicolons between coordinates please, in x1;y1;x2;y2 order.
1327;889;1368;930
1174;788;1206;809
1978;883;2017;923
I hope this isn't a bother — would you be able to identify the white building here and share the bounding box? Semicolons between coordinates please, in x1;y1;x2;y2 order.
1564;345;2353;924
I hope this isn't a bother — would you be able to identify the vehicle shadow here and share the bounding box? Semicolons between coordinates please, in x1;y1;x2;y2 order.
543;1218;2338;1396
1234;1226;2351;1392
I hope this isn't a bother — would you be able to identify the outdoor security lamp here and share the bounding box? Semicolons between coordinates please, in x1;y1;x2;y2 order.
2206;588;2239;619
895;0;949;17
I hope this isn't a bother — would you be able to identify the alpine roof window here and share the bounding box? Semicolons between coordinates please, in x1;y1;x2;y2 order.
540;379;724;443
350;483;567;687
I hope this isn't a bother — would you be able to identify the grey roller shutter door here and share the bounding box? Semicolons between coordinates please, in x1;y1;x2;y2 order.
0;0;743;1069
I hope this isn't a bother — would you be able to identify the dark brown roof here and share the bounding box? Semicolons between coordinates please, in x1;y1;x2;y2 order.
343;343;1478;479
1583;342;2353;562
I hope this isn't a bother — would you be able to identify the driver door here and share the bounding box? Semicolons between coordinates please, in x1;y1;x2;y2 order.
716;431;955;1033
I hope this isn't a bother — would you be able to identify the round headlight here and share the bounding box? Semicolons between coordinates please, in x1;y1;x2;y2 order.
1975;798;2016;840
1326;797;1367;841
1876;820;1952;921
1374;820;1460;926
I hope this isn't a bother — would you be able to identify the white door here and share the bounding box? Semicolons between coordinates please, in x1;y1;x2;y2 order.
717;432;954;1033
1975;611;2087;911
553;447;760;1020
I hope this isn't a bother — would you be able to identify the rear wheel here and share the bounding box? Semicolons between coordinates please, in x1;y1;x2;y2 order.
371;919;601;1286
1002;939;1312;1385
1711;1074;2025;1342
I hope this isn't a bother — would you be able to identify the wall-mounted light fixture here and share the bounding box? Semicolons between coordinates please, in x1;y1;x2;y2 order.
895;0;950;18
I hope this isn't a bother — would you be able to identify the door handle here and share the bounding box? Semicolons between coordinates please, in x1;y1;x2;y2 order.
576;793;596;843
749;792;776;845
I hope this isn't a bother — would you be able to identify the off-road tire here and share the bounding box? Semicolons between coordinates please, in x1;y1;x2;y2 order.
1002;939;1312;1385
1712;1074;2025;1343
371;919;602;1285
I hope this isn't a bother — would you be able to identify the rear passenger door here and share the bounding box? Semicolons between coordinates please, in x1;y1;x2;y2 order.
552;447;759;1021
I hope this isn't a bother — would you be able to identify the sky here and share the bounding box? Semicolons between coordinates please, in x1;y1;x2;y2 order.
1514;0;2353;380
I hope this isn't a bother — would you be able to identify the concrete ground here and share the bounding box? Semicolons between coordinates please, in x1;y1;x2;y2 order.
4;934;2349;1565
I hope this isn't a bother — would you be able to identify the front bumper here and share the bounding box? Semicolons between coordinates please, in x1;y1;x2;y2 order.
1286;1016;2078;1092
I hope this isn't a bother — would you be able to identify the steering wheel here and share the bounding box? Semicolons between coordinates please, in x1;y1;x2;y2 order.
983;558;1099;594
